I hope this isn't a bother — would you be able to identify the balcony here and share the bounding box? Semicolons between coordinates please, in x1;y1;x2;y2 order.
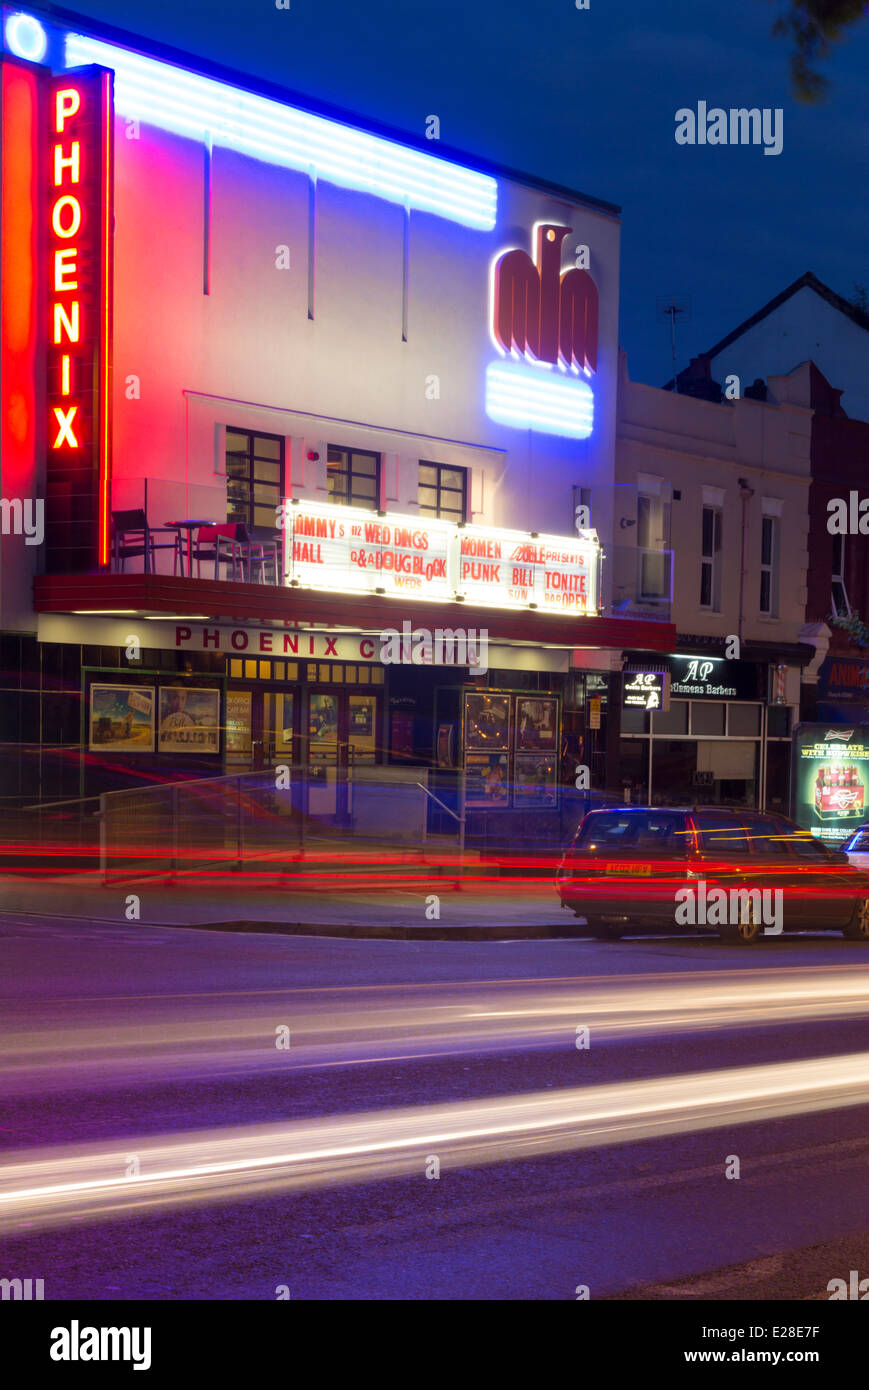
608;544;674;622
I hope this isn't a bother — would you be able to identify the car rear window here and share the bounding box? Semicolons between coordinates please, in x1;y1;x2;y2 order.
847;830;869;852
692;811;750;855
575;810;690;852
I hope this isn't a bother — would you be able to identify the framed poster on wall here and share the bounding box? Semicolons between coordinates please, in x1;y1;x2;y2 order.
513;753;558;807
515;696;559;750
464;692;511;752
89;685;155;753
464;752;510;808
158;687;220;754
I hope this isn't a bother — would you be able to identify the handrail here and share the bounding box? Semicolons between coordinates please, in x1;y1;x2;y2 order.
414;782;461;823
21;794;102;812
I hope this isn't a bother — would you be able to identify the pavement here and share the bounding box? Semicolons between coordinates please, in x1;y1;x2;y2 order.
0;870;571;939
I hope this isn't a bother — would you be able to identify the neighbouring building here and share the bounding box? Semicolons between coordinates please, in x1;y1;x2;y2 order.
615;351;813;813
670;271;869;424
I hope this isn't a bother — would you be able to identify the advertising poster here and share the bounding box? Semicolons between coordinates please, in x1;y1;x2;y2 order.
158;688;220;754
89;685;155;753
464;692;511;751
464;753;510;808
513;753;558;807
792;724;869;843
515;697;559;750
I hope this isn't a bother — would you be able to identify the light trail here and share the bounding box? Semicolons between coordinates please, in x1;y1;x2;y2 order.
3;1051;869;1230
2;964;869;1094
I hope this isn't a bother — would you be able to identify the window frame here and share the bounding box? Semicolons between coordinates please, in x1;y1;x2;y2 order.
418;461;469;522
225;427;285;531
699;505;722;610
326;446;381;511
831;533;850;618
759;514;779;617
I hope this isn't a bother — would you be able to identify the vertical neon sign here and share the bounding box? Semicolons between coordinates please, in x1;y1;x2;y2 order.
45;67;113;571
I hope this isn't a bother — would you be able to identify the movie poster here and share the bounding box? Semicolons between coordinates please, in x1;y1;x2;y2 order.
158;687;220;754
89;685;155;753
464;692;511;751
464;752;510;808
513;753;558;807
515;697;559;750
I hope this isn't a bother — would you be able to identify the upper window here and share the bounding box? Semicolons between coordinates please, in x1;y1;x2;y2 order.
831;534;850;618
225;429;284;530
418;462;468;522
759;515;779;616
700;505;722;610
327;447;380;510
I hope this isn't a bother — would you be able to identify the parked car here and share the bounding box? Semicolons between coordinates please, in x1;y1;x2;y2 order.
556;805;869;944
842;824;869;871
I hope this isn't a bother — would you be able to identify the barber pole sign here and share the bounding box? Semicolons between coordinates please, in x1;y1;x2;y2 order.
45;68;114;571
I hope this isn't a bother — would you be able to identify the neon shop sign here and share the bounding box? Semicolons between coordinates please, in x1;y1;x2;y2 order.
46;69;113;567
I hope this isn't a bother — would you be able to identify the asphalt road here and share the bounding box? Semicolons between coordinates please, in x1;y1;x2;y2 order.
2;911;869;1300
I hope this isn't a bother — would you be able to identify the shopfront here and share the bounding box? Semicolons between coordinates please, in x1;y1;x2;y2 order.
619;653;795;810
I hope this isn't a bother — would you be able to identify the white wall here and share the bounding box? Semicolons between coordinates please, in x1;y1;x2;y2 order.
709;285;869;422
109;112;621;560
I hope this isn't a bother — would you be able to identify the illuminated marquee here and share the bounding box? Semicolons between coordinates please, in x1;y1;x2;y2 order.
45;68;113;570
283;503;600;615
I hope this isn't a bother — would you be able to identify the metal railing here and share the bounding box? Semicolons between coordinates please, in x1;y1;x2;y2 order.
98;765;454;882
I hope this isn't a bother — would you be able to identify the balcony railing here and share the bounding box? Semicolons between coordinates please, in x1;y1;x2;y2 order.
607;544;674;621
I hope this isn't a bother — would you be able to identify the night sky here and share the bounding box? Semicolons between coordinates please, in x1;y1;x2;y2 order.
45;0;868;387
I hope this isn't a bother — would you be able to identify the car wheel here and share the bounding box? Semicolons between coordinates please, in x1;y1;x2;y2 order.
844;897;869;941
721;911;763;945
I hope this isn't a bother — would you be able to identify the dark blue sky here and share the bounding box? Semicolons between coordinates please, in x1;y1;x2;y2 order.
53;0;868;385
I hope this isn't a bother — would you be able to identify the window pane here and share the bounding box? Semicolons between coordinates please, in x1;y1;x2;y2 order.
761;517;773;564
701;508;713;556
418;487;439;509
693;812;749;855
760;571;771;611
254;461;280;484
353;477;376;498
351;453;378;476
226;432;249;452
728;704;761;736
691;702;725;736
653;700;688;734
418;464;437;484
441;468;464;489
744;814;788;856
700;561;712;607
253;437;282;460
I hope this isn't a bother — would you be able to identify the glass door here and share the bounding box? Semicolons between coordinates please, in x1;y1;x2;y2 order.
307;690;341;818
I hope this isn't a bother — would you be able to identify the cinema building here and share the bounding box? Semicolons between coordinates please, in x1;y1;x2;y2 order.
0;5;680;847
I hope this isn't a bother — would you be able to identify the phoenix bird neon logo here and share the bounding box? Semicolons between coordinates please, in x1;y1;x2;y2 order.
492;224;598;374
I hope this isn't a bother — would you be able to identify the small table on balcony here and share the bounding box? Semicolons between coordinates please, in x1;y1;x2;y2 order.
164;520;216;578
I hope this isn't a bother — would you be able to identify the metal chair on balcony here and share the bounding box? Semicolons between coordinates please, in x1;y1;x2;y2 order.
243;526;281;585
112;509;180;574
190;524;248;581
